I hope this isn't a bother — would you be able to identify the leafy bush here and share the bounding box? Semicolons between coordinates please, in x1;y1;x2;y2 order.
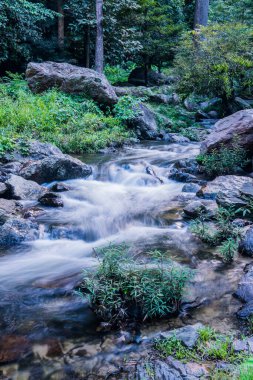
175;23;253;105
81;245;192;325
197;143;248;177
219;237;239;263
104;62;136;85
156;326;249;364
113;95;141;122
0;76;133;154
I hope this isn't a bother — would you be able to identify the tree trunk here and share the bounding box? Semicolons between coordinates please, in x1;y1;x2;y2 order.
84;26;90;68
194;0;209;29
57;0;64;51
95;0;104;73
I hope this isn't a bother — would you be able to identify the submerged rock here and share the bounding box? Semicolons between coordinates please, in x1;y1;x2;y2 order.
19;155;92;184
26;61;118;106
0;218;40;247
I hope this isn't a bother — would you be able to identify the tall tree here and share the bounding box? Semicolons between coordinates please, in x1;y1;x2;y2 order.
95;0;104;73
194;0;209;28
57;0;65;51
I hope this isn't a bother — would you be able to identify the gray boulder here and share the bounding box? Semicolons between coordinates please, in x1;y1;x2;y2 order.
201;110;253;154
164;133;190;143
26;61;118;106
38;193;64;208
0;199;19;225
5;174;45;200
19;155;92;184
182;183;201;193
159;323;204;348
0;218;40;247
0;182;7;196
127;103;159;140
235;264;253;302
197;175;253;207
239;228;253;257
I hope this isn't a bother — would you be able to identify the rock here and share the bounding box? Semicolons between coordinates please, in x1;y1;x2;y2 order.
0;335;30;364
164;133;190;143
128;67;172;86
0;199;19;225
5;174;45;200
195;110;209;121
113;85;172;99
174;159;200;176
159;323;204;348
169;169;199;183
184;97;198;112
208;110;219;119
199;98;223;114
0;218;40;247
182;183;201;193
232;339;248;352
38;193;64;208
50;182;70;192
183;201;206;218
235;264;253;303
0;182;7;196
237;301;253;319
197;175;253;207
239;228;253;257
23;206;45;220
149;93;180;105
233;97;251;112
19;155;92;184
26;61;118;106
201;110;253;154
127;103;158;140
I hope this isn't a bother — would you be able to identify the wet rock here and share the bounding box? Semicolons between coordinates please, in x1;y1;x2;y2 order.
174;159;200;176
0;199;19;225
159;323;204;348
237;301;253;319
197;175;253;207
0;182;7;195
199;98;223;114
232;219;253;228
127;103;159;140
182;183;201;193
201;110;253;155
0;335;31;364
26;61;118;106
50;182;70;192
19;155;92;184
0;218;40;247
23;206;45;219
164;133;190;143
195;110;209;121
234;264;253;303
38;193;64;208
239;228;253;257
183;201;206;218
5;174;46;200
169;168;199;183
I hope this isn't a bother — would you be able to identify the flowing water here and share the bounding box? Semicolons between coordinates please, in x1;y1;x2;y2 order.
0;142;247;379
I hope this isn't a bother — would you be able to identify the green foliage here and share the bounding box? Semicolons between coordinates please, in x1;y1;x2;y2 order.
175;23;253;102
104;62;136;84
81;245;191;325
156;326;249;364
190;207;241;263
0;77;132;154
239;358;253;380
0;0;55;65
113;95;141;122
196;143;248;177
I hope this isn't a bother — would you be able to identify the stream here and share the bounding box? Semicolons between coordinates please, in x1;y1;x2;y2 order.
0;141;247;379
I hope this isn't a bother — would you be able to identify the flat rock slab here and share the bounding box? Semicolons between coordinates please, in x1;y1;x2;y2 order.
159;323;204;348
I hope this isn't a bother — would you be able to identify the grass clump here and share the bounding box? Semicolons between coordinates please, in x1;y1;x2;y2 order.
0;76;135;155
190;207;241;263
197;143;248;177
155;326;249;364
80;245;192;326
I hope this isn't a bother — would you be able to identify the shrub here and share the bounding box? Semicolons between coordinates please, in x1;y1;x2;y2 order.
0;76;133;154
113;95;141;122
219;237;239;263
80;245;192;325
196;143;248;177
175;23;253;105
104;62;136;85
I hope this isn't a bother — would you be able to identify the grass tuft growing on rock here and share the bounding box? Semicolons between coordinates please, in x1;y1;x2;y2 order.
80;245;192;326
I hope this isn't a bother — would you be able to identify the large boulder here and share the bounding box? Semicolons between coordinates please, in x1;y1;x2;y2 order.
128;67;174;86
0;218;40;247
201;110;253;154
197;175;253;207
239;228;253;257
0;199;19;225
19;155;92;184
5;174;46;200
127;103;159;140
26;61;118;106
235;264;253;303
